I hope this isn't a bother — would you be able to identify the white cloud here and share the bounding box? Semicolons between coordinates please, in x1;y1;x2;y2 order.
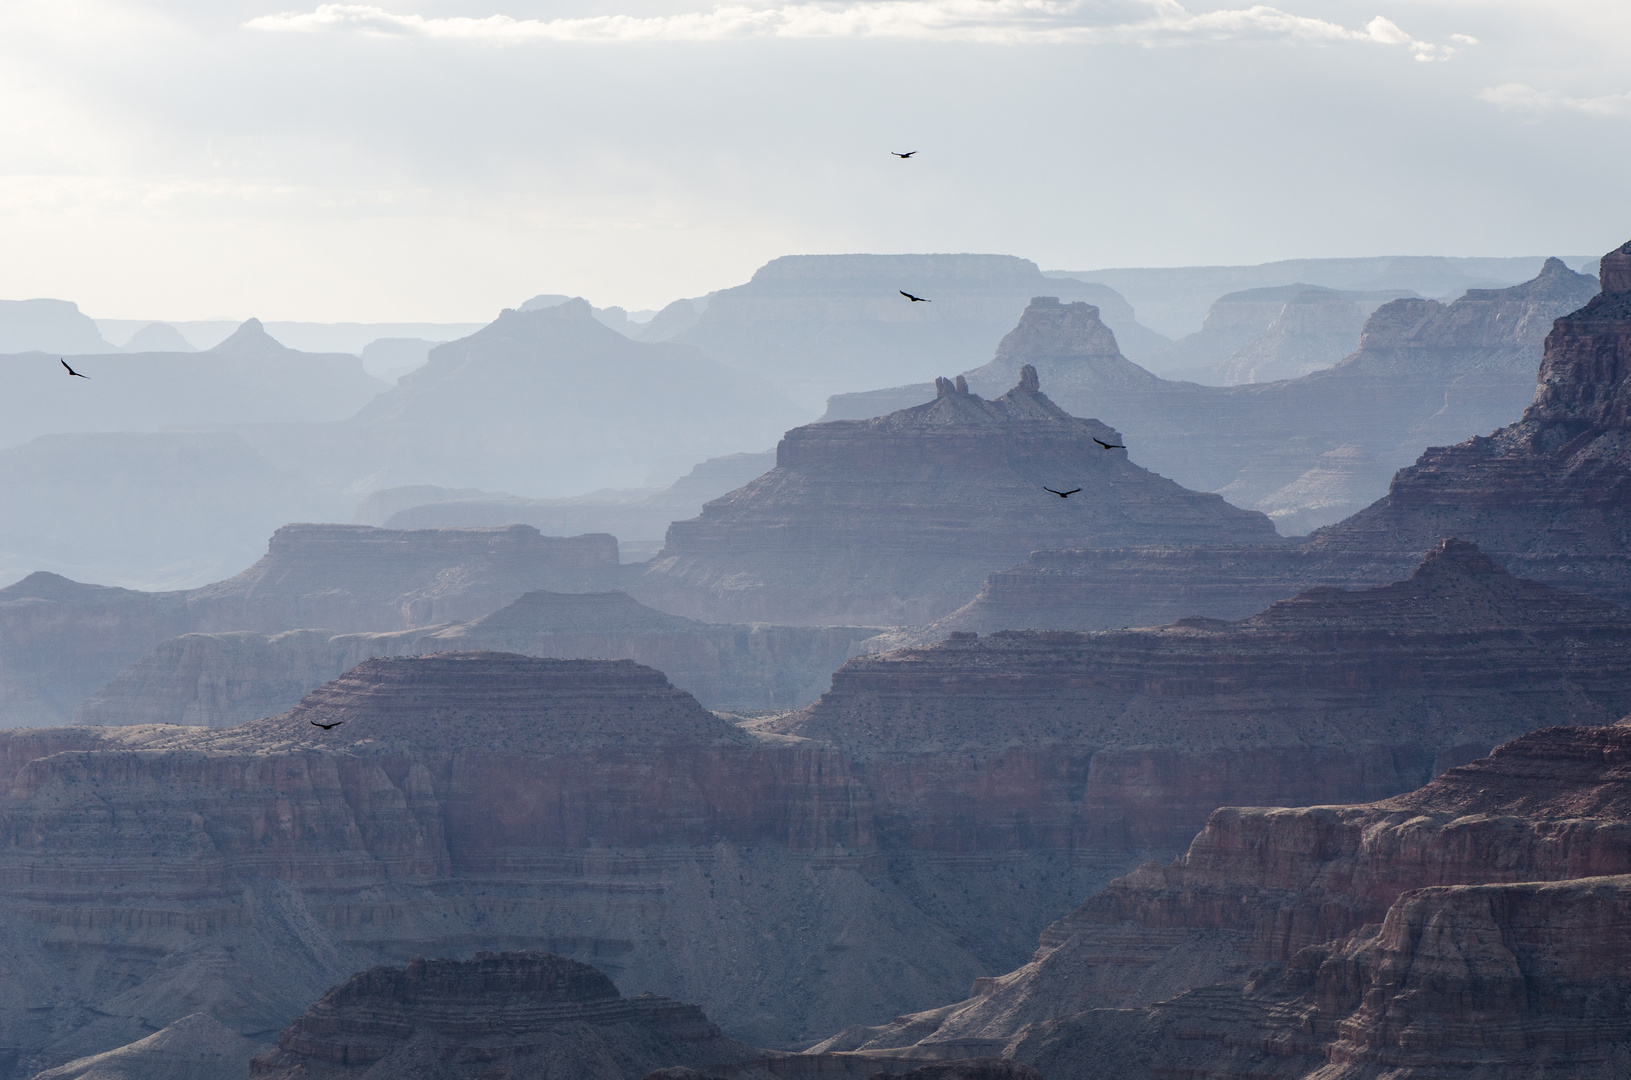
246;0;1468;58
1479;82;1631;118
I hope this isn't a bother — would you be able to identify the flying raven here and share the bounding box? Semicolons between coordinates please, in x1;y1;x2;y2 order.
1043;487;1081;498
60;359;88;379
900;290;931;303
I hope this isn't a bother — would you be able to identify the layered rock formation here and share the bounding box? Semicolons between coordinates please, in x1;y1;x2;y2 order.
635;366;1278;625
1;524;623;727
943;245;1630;632
825;258;1597;536
248;952;756;1080
185;523;621;633
0;653;1129;1071
779;540;1631;848
1302;240;1631;603
76;589;881;723
819;722;1631;1078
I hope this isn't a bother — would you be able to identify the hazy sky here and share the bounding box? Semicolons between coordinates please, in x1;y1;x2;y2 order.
2;0;1627;321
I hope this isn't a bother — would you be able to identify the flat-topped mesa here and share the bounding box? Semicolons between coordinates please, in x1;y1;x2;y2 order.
185;523;622;633
636;367;1278;625
826;723;1631;1077
778;540;1631;847
243;652;747;753
250;951;756;1080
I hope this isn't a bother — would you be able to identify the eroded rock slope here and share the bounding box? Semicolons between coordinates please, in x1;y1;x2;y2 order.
778;540;1631;849
822;722;1631;1079
635;366;1277;626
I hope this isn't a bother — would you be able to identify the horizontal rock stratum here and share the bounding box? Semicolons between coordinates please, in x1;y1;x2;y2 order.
775;539;1631;848
635;365;1278;625
7;542;1631;1070
821;721;1631;1079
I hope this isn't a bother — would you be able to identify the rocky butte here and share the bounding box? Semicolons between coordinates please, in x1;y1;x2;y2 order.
775;540;1631;849
945;240;1631;631
634;365;1278;626
819;721;1631;1079
825;257;1597;535
248;952;757;1080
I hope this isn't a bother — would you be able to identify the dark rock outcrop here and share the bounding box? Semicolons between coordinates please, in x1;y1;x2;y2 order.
248;952;756;1080
635;368;1278;625
777;540;1631;848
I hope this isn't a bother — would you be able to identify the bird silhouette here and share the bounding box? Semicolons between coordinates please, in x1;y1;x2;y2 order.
900;290;931;303
891;151;916;159
60;359;88;379
309;719;343;731
1043;487;1081;498
1093;437;1125;450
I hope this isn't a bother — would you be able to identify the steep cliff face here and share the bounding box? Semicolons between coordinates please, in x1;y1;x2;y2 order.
781;541;1631;848
635;367;1277;625
825;722;1631;1079
940;245;1628;633
1306;240;1631;604
74;590;882;725
248;952;757;1080
0;654;1133;1074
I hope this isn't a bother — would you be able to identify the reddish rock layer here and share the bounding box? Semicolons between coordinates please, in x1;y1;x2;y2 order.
827;722;1631;1078
249;951;755;1080
0;653;1122;1073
